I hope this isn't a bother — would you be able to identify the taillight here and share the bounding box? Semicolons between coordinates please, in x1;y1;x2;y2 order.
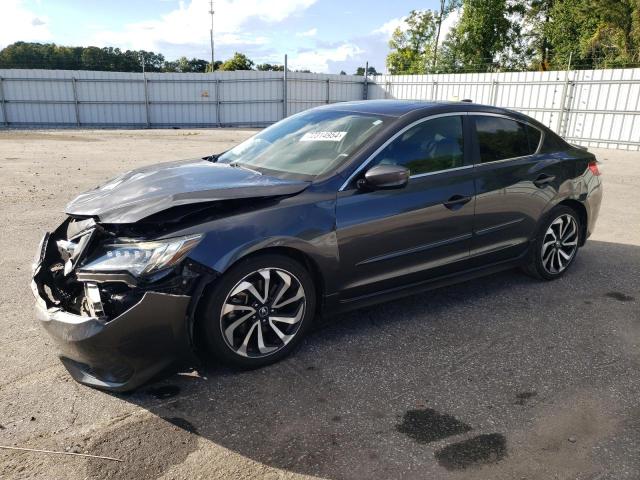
588;160;601;176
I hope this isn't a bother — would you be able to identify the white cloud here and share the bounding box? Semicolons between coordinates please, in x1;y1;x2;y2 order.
438;8;460;44
289;43;362;73
90;0;316;52
296;28;317;38
0;0;52;48
372;17;406;38
372;9;460;45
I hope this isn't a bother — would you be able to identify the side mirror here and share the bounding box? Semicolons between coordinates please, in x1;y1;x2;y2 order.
360;164;410;190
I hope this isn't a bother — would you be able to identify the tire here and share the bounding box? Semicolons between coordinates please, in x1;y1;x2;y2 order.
523;205;582;280
198;253;316;368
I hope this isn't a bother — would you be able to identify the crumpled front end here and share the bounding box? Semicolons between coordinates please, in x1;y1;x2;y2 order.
32;217;210;391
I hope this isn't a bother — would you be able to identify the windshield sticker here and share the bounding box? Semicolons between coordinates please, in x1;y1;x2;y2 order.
300;131;347;142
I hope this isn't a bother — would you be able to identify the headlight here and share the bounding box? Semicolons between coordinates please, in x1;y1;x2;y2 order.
80;234;203;277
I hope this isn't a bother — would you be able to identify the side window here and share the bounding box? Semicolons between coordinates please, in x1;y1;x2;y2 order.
371;116;464;175
526;124;542;151
474;116;539;163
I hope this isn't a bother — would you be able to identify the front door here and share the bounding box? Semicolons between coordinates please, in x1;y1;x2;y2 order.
335;113;476;300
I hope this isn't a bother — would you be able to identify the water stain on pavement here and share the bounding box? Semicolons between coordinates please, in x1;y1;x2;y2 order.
515;391;537;405
396;408;472;444
145;385;181;399
605;291;635;302
435;433;507;470
86;415;198;480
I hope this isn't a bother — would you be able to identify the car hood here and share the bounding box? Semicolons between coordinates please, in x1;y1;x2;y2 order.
65;158;310;223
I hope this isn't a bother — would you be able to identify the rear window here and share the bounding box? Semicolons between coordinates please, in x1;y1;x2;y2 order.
474;116;541;163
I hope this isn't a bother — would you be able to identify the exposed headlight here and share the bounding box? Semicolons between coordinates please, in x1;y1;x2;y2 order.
80;234;203;277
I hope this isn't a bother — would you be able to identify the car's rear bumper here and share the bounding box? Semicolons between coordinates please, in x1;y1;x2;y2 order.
584;177;603;240
32;278;191;391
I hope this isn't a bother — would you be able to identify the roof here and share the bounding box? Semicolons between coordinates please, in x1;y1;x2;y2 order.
317;99;539;126
320;100;441;116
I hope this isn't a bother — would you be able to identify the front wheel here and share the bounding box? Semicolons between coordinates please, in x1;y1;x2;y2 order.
198;254;316;368
524;205;582;280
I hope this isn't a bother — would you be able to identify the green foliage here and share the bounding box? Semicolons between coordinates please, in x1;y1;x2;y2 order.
355;66;378;75
387;0;640;73
220;52;254;71
386;4;460;74
0;42;169;71
451;0;513;69
387;10;437;74
163;57;209;73
547;0;640;69
256;63;284;71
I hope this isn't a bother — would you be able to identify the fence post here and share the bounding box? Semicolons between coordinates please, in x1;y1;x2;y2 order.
283;54;288;119
432;80;438;100
557;52;573;136
561;80;576;137
215;78;221;127
142;73;151;128
363;61;368;100
491;79;499;105
326;78;330;104
0;77;7;126
71;77;81;127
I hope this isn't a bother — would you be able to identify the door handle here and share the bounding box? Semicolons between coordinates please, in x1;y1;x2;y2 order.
533;173;556;188
443;194;472;211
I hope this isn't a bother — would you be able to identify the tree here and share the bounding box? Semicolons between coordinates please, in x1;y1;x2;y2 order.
385;4;459;74
546;0;640;69
450;0;513;71
433;1;461;68
206;60;223;72
355;66;378;75
0;42;214;72
524;0;555;70
386;10;438;74
256;63;284;71
220;52;254;71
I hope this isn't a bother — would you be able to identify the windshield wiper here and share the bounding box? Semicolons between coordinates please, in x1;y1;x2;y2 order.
203;153;219;162
229;162;262;175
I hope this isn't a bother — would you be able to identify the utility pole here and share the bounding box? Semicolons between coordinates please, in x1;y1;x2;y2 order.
209;0;215;71
432;0;446;71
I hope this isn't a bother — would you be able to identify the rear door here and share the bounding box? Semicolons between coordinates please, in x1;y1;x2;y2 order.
335;113;476;299
470;113;554;263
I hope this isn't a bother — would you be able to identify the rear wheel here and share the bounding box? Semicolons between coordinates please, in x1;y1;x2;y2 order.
524;205;581;280
199;254;316;368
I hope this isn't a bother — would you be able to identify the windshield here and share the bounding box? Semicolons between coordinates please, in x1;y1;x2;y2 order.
217;109;389;178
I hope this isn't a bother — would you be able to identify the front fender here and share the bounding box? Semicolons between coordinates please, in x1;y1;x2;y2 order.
184;192;341;295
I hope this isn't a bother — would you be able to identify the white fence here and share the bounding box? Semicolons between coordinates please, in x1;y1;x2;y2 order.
1;68;639;150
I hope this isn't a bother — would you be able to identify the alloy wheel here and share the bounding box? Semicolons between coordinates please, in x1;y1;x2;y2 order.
220;268;307;358
541;214;579;274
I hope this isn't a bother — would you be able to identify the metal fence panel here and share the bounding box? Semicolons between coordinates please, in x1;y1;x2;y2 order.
373;68;640;150
0;67;638;150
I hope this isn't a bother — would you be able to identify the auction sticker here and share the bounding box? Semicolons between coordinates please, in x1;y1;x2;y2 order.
300;131;347;142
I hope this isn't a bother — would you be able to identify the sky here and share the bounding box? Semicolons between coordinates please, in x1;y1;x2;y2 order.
0;0;452;74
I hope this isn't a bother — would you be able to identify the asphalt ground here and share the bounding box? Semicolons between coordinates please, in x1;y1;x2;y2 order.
0;129;638;480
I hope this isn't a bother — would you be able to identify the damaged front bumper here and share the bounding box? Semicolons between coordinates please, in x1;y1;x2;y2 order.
33;283;190;391
32;223;208;392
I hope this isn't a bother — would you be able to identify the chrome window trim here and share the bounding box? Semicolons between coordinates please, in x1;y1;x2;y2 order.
410;164;473;179
468;112;544;164
338;112;468;192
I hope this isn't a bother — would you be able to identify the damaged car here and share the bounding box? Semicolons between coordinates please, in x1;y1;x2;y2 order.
32;100;602;391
